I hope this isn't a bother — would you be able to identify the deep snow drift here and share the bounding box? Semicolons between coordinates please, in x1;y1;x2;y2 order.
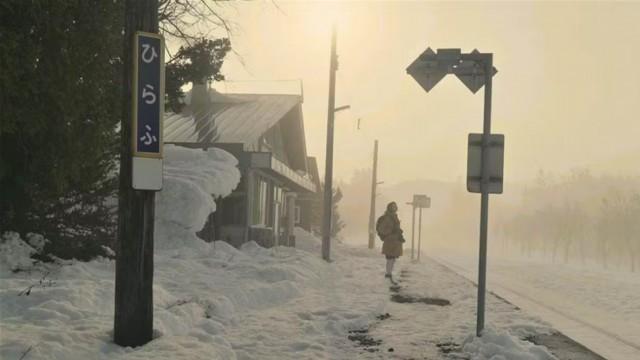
1;146;558;359
155;145;241;251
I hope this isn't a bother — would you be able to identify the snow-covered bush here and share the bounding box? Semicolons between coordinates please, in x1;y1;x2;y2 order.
0;232;47;272
26;233;49;253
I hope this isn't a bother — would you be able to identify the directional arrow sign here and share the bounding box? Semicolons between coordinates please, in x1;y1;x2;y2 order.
406;47;446;92
454;50;498;93
454;64;498;93
408;48;497;94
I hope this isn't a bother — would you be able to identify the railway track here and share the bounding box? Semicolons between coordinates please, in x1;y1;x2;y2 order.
431;256;640;360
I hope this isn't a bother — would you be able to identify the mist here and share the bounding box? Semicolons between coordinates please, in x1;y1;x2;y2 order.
338;167;640;273
212;1;640;275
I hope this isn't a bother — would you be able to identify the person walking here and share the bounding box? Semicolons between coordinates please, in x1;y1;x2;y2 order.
376;201;404;283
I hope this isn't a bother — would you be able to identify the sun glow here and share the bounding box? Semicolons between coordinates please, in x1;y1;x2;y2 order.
301;1;351;39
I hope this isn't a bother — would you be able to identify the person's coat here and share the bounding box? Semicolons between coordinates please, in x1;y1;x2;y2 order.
377;212;403;258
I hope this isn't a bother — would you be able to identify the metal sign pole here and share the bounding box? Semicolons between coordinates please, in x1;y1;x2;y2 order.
417;206;423;261
406;48;500;337
476;54;493;337
411;203;416;260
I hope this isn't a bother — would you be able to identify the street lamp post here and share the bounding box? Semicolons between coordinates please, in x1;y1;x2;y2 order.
407;48;501;337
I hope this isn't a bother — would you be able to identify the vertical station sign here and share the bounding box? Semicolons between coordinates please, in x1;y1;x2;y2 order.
132;31;164;190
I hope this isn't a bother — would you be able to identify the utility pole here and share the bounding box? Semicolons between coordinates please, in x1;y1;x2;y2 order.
367;140;379;249
321;26;338;262
114;0;159;347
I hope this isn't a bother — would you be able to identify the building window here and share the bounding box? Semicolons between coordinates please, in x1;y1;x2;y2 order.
295;206;301;225
259;179;268;225
252;176;270;226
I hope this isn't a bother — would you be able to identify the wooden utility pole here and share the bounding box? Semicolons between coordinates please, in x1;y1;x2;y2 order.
367;140;379;249
321;26;337;262
114;0;158;347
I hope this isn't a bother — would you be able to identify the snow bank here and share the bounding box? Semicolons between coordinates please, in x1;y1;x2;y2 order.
0;232;49;273
155;145;241;251
0;232;36;272
293;227;321;254
1;145;346;360
462;327;556;360
0;228;562;360
0;236;333;360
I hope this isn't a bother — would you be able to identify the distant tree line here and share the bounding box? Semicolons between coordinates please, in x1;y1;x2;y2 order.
309;182;345;239
497;169;640;272
0;0;232;259
336;169;376;240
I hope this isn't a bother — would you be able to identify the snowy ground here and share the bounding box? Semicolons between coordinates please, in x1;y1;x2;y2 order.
434;253;640;360
0;231;562;360
1;145;559;359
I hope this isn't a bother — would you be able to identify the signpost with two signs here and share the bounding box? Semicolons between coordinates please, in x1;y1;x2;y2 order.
411;194;430;261
407;47;503;337
114;29;165;348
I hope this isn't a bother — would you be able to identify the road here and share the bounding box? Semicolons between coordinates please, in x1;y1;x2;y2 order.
432;254;640;360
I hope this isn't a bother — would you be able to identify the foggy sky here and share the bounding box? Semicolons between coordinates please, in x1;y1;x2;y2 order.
211;1;640;185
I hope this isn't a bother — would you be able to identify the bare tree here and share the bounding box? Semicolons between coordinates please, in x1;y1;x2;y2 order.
619;194;640;272
157;0;248;66
159;0;235;43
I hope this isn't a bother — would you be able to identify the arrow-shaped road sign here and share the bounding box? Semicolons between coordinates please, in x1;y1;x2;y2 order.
454;49;498;93
407;48;497;94
406;48;446;92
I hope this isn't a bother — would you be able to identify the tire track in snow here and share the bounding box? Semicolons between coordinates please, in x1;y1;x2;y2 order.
431;256;640;360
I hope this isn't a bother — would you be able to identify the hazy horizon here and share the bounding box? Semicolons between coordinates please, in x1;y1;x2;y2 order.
203;1;640;185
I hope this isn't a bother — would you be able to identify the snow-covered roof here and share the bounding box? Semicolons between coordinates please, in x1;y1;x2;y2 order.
164;91;302;146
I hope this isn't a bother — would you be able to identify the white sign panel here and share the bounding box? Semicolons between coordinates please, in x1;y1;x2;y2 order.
413;194;431;208
467;133;504;194
132;157;163;191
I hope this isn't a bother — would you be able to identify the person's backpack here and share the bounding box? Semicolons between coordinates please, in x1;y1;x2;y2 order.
375;214;387;239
